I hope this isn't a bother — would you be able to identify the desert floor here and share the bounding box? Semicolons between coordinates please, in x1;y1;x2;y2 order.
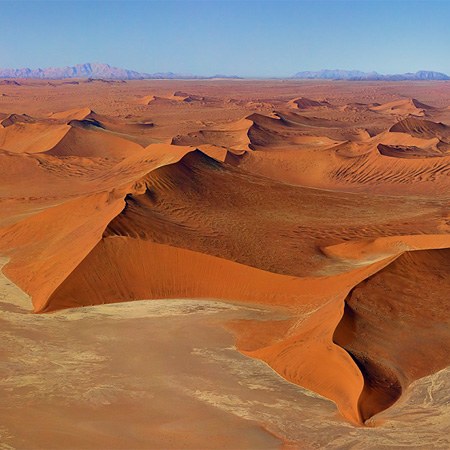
1;260;449;449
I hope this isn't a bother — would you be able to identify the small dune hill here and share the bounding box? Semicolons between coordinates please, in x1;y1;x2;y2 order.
246;112;333;147
139;94;158;105
172;91;205;102
370;98;434;117
139;93;189;105
0;106;161;157
389;117;449;138
50;107;157;146
49;108;106;127
1;113;35;128
246;113;292;147
288;96;331;109
225;97;274;111
339;102;379;112
374;123;450;152
90;113;156;141
377;143;447;158
0;121;70;153
49;107;93;122
46;124;144;158
276;112;372;141
388;117;450;151
376;130;440;148
138;94;181;106
171;118;252;150
139;91;213;106
0;80;21;86
0;110;147;157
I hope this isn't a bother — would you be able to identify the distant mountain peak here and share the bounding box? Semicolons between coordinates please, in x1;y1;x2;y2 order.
293;69;450;81
0;62;242;80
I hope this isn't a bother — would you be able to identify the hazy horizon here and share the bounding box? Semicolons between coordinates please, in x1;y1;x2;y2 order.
2;0;450;77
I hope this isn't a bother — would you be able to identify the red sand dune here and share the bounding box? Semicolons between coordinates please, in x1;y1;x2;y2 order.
370;98;434;117
0;80;449;431
288;96;331;109
48;106;93;121
171;118;252;150
0;120;70;153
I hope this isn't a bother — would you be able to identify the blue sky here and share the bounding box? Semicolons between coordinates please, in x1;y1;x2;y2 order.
2;0;449;77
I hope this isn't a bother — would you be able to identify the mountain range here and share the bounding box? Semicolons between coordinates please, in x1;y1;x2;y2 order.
0;62;242;80
293;69;450;81
0;63;448;81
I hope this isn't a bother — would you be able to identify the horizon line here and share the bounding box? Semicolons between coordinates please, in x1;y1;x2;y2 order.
0;62;448;80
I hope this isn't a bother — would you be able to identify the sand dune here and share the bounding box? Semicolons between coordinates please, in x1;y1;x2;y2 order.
0;121;70;153
139;94;181;105
376;143;445;158
47;124;144;158
370;98;434;116
140;91;207;105
388;117;450;151
1;112;35;127
1;80;450;442
0;79;21;85
49;106;93;121
389;117;449;137
288;96;331;109
172;118;252;150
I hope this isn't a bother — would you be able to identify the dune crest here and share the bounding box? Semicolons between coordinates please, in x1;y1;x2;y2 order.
49;106;94;121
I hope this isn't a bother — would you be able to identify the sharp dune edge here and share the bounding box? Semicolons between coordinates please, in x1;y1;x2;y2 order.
0;80;449;439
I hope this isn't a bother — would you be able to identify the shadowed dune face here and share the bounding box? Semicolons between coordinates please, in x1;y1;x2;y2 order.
389;117;450;138
376;143;446;158
1;80;450;441
334;248;450;422
1;113;35;127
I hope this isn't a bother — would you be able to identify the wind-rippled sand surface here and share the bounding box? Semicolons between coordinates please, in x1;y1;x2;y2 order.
0;80;449;447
